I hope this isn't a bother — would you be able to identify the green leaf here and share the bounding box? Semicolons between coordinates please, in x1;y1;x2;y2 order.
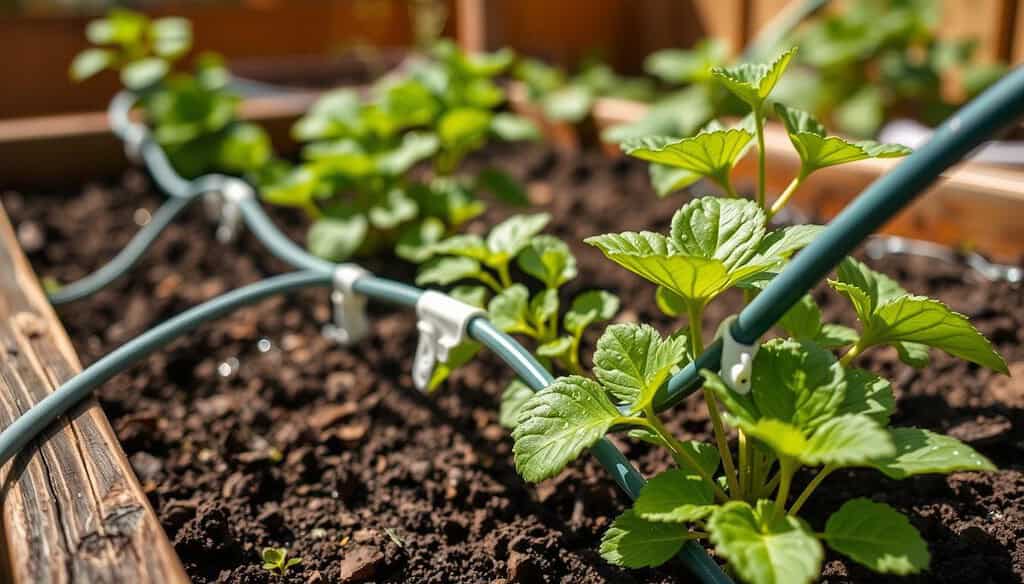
585;232;736;305
218;123;272;173
865;296;1007;374
417;257;484;287
622;129;753;183
487;284;531;334
644;39;727;84
670;197;766;270
307;215;367;261
775;104;910;172
655;286;686;318
564;290;619;334
70;48;114;81
121;57;169;90
755;225;823;263
368;189;418;230
634;469;716;523
818;324;859;348
396;217;446;262
593;323;688;412
439;107;492;149
449;285;488;308
490;112;539;141
430;234;492;262
835;258;906;313
542;85;594;122
837;369;895;426
779;295;822;340
517;235;577;288
476;168;528;206
499;380;534;429
870;428;995;479
150;17;192;58
750;339;846;433
599;510;690;568
825;499;930;574
529;289;559;330
537;337;572;359
377;132;440;175
88;9;147;46
734;418;808;459
708;500;823;584
803;414;894;466
512;376;623;482
711;47;798;110
896;341;930;368
486;213;550;260
649;163;701;197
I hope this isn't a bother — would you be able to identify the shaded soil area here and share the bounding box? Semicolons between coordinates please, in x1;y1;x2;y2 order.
5;144;1024;583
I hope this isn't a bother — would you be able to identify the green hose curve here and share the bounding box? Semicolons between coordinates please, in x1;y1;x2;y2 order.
0;270;332;469
49;195;195;305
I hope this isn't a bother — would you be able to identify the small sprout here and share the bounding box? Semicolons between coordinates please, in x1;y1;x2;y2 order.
261;547;301;577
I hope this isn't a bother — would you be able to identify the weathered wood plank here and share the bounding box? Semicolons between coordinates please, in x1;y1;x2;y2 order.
0;204;186;583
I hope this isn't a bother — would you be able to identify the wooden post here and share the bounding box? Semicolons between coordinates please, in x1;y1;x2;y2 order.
0;205;186;583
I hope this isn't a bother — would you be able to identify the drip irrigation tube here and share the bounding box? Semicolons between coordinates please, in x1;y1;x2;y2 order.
0;270;332;467
18;65;1024;584
653;65;1024;412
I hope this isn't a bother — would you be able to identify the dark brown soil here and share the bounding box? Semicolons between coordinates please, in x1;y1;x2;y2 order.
5;144;1024;584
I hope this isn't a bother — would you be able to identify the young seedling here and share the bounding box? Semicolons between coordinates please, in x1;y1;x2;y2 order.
415;213;618;419
71;10;272;179
261;40;538;262
510;49;1007;584
261;547;301;577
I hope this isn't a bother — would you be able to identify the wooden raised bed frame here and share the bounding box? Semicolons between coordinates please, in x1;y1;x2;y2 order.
0;206;186;583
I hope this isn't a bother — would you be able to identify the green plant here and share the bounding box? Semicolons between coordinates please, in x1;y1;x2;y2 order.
261;40;538;262
261;547;301;576
71;10;272;179
515;58;656;124
603;39;742;145
509;49;1006;584
415;213;618;412
774;0;1009;137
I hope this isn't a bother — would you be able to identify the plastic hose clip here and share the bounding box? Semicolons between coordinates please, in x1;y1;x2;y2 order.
718;316;759;394
412;291;485;392
323;264;371;346
203;178;254;243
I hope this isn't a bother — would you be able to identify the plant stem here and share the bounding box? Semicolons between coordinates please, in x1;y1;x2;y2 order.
703;389;742;499
496;261;513;289
688;530;710;539
687;302;705;359
476;272;504;294
839;341;865;367
717;175;741;199
755;110;767;211
773;458;797;520
766;170;806;221
788;464;835;516
641;409;729;502
759;467;781;499
738;430;750;500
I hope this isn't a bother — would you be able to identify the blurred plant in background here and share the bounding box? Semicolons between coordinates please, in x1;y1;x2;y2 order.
774;0;1008;137
70;8;273;178
260;39;538;263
